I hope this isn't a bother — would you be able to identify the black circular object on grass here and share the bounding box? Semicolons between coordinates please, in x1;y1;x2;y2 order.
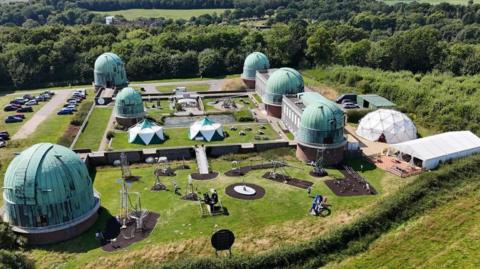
225;183;266;200
211;229;235;251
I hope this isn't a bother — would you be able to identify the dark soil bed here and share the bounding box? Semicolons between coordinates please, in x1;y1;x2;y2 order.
190;172;218;180
309;170;328;177
225;183;265;200
101;212;160;252
224;162;286;177
323;165;377;196
324;178;376;196
262;172;313;189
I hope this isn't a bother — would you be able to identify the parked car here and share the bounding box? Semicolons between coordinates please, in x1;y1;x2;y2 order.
57;108;74;115
10;99;26;105
5;115;23;123
13;114;25;119
342;102;360;109
0;133;9;140
25;100;38;106
23;94;34;100
65;105;77;111
4;105;19;112
17;106;33;113
36;95;48;102
0;139;6;148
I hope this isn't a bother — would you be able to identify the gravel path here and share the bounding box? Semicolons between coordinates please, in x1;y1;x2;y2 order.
12;90;72;140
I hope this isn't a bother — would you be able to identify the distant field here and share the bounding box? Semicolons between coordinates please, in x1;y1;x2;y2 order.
93;8;230;20
383;0;471;5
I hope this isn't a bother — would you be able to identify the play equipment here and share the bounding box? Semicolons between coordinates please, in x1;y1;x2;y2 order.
310;149;328;177
310;194;331;217
120;152;138;181
183;175;199;201
262;160;314;189
117;178;149;239
199;188;225;217
211;229;235;256
154;156;176;176
233;178;256;196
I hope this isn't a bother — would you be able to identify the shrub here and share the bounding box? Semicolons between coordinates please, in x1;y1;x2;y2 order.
345;109;372;123
70;101;93;126
0;250;32;269
106;131;115;140
234;110;254;122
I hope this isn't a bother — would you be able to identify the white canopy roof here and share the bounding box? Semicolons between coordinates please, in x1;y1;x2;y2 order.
388;131;480;169
128;119;164;145
189;117;224;142
356;109;417;144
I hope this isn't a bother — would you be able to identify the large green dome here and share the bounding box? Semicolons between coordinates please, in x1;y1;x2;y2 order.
115;87;145;118
2;143;97;228
241;52;270;79
94;52;128;89
297;100;345;145
263;67;304;105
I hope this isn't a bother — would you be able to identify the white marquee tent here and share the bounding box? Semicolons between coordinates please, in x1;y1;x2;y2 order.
387;131;480;169
128;119;165;145
356;109;417;144
189;117;224;142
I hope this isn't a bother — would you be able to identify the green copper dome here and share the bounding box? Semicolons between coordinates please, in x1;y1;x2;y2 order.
115;87;145;118
94;52;128;89
297;100;346;145
263;67;304;105
241;52;270;79
2;143;97;228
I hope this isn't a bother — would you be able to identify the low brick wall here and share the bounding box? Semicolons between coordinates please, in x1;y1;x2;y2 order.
84;141;293;167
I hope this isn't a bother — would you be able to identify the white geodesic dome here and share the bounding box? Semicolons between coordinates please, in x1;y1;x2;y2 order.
356;109;417;144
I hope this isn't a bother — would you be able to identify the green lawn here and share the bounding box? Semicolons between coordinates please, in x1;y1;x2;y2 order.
110;123;279;150
93;9;230;21
324;186;480;269
27;148;407;269
145;100;174;120
74;107;113;150
252;93;263;104
156;84;210;93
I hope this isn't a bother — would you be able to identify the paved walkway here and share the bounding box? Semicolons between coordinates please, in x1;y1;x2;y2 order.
98;107;116;151
345;125;387;156
194;145;209;174
12;90;72;140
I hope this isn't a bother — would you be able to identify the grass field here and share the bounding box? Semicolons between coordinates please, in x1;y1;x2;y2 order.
110;123;279;150
324;179;480;269
156;83;210;93
26;148;410;269
145;100;174;120
93;9;230;21
74;107;112;150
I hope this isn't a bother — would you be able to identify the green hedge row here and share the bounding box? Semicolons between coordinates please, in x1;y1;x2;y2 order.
142;155;480;269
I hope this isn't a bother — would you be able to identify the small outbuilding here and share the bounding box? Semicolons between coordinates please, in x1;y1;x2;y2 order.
356;109;417;144
114;87;145;127
241;52;270;88
2;143;100;245
357;94;395;109
189;117;224;142
94;52;128;91
387;131;480;169
128;119;165;145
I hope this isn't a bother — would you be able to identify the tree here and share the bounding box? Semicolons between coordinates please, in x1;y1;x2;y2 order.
264;23;302;66
306;26;335;65
198;49;224;77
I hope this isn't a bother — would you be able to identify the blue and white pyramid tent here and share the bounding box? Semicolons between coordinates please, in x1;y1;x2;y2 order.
128;119;165;145
189;117;224;142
